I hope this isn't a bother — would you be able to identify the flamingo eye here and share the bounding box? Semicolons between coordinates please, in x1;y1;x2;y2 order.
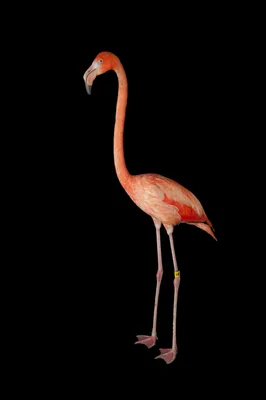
99;59;103;63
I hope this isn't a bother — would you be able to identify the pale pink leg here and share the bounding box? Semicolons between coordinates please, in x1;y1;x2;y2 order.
155;225;180;364
135;218;163;349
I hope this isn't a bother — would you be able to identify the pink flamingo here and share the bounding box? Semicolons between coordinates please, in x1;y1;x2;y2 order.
83;52;217;364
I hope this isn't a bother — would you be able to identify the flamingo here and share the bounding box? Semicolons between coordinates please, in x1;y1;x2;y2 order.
83;51;217;364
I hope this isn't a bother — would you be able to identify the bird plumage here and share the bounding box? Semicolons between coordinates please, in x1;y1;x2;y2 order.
125;173;216;239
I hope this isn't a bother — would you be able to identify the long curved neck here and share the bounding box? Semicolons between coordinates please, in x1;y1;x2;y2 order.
113;61;131;187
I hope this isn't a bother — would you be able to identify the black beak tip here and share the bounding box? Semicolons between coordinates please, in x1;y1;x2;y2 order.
85;84;92;95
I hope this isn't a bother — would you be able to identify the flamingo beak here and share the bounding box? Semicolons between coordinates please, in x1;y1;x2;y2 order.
83;64;98;95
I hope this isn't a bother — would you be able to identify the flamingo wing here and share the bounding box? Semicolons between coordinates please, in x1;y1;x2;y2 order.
145;174;206;223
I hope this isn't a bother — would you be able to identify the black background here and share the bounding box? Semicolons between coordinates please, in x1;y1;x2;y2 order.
65;39;224;370
22;8;232;373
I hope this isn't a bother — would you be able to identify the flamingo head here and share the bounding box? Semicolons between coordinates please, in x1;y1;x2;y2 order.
83;52;115;95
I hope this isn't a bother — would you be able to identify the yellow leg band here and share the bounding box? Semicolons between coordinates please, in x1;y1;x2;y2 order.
174;271;180;278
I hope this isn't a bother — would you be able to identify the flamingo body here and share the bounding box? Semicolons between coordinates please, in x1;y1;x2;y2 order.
125;173;216;239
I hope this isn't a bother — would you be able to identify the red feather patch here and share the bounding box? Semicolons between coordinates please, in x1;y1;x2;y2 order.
163;194;205;222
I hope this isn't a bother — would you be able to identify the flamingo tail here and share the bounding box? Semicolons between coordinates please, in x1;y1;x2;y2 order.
188;221;217;241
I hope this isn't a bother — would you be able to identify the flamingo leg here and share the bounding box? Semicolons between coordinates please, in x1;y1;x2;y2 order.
155;226;180;364
135;218;163;349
